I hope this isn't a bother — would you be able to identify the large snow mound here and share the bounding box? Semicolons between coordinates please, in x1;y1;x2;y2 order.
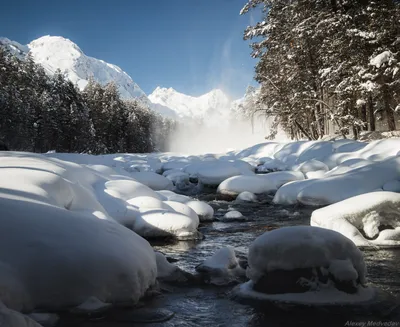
311;192;400;247
0;194;157;312
247;226;366;284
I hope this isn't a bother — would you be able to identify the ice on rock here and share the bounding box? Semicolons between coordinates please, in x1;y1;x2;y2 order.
0;194;157;311
311;192;400;247
195;247;245;285
132;210;200;240
234;226;373;305
185;200;214;222
235;191;258;203
130;172;174;191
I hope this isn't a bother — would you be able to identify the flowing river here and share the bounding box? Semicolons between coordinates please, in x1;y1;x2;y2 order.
59;196;400;327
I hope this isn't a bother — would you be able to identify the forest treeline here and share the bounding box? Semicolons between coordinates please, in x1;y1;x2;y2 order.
0;49;175;153
242;0;400;140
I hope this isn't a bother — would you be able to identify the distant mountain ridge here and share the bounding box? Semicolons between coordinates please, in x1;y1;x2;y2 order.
0;35;252;122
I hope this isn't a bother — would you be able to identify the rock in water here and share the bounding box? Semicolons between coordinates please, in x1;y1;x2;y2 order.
233;226;382;308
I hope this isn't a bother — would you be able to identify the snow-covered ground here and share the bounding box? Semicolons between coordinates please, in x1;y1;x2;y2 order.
2;137;400;322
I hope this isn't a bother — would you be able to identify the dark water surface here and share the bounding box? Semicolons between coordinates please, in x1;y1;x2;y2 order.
59;198;400;327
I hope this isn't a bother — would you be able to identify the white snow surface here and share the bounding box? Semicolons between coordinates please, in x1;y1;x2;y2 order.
247;226;366;284
0;191;157;312
3;138;400;315
311;192;400;247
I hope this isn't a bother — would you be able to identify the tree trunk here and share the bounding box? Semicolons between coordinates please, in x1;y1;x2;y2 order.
360;103;368;131
368;94;376;131
383;86;396;131
353;126;359;140
294;120;313;140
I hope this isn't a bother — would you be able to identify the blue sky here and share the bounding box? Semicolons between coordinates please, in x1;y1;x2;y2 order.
1;0;260;99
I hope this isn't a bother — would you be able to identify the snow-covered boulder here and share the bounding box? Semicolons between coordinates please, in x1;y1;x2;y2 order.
256;157;286;172
197;163;242;186
154;252;190;283
127;196;172;211
132;209;200;240
235;191;258;203
298;156;400;206
296;141;333;163
219;210;246;221
164;201;200;224
294;159;329;174
217;171;304;196
234;226;373;305
305;170;326;179
130;172;174;191
311;192;400;247
185;200;214;222
218;175;272;195
104;180;162;201
161;160;190;172
155;190;177;201
195;247;245;285
0;194;157;312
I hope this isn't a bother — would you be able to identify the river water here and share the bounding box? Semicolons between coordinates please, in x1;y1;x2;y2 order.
59;196;400;327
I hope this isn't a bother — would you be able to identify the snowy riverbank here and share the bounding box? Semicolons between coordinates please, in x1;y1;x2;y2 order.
1;138;400;325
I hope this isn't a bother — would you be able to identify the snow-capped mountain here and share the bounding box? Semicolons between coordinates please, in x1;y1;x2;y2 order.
148;87;233;120
0;37;29;59
0;35;148;102
0;35;251;122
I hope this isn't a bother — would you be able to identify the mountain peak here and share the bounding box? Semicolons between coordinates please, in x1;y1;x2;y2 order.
149;87;232;120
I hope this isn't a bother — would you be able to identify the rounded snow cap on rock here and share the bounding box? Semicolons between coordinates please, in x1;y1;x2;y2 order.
247;226;366;293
